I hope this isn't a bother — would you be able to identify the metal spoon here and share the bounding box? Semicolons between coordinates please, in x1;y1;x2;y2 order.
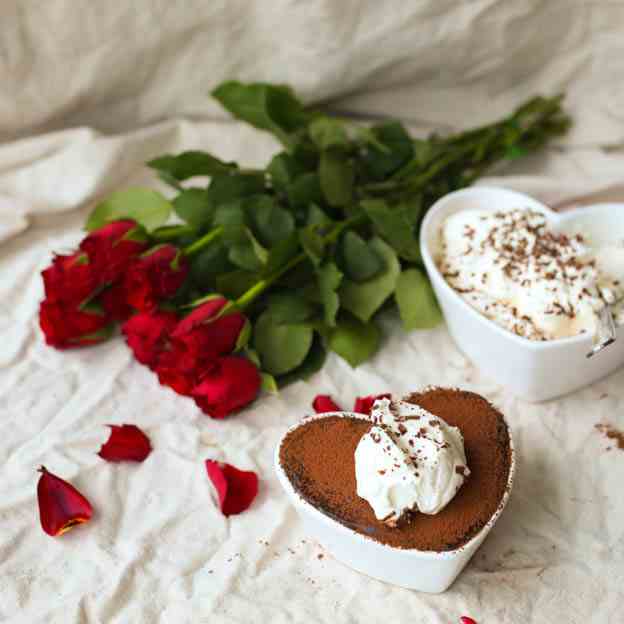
586;303;617;358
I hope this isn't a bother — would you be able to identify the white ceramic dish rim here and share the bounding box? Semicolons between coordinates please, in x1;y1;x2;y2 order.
275;409;516;560
419;186;621;350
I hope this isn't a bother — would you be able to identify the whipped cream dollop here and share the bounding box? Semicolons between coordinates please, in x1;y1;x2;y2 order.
439;208;624;341
354;398;469;524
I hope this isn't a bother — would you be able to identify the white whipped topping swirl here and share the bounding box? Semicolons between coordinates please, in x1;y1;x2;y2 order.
354;398;469;524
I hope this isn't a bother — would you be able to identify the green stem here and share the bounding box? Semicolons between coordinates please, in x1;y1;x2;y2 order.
182;226;223;257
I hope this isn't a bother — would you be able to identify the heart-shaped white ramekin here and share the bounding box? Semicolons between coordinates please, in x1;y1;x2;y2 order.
275;411;515;593
420;187;624;402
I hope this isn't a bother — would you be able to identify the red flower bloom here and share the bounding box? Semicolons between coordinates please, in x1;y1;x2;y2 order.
98;424;152;462
80;220;148;282
192;356;260;418
205;460;258;516
39;300;112;349
122;310;178;368
312;395;343;413
353;393;392;415
124;245;189;312
41;252;95;305
37;466;93;536
100;282;132;321
173;297;227;334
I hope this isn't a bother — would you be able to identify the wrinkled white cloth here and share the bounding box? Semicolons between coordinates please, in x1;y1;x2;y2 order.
2;2;624;623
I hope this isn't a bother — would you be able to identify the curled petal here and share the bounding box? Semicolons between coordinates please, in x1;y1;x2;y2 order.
192;356;260;419
312;395;343;413
37;467;93;536
460;618;477;624
353;393;392;416
205;460;258;517
173;297;228;336
39;300;112;349
98;425;152;462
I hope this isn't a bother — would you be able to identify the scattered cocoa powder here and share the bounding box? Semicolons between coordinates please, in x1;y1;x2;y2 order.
595;423;624;450
280;388;511;552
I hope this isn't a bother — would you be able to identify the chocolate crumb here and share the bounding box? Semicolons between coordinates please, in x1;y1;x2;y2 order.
595;423;624;450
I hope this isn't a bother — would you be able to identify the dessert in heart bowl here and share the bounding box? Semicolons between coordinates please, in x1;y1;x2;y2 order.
275;389;515;593
420;187;624;402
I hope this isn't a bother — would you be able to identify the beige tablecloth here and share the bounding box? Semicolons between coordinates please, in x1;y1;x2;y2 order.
1;2;624;623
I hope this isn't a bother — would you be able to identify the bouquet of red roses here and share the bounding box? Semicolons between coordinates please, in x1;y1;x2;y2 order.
39;81;569;419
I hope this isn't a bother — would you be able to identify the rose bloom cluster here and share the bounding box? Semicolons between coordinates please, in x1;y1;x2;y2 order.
39;220;260;418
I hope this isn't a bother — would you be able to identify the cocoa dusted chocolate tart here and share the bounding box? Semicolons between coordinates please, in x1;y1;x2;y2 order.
279;388;512;551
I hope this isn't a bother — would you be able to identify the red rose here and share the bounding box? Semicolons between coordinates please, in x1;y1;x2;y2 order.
192;356;260;418
155;359;195;396
39;300;112;349
100;282;133;321
173;297;227;334
122;310;178;367
124;244;189;312
41;252;96;305
80;220;148;282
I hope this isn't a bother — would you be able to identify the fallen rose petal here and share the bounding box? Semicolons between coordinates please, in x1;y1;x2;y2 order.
122;310;178;367
98;424;152;462
353;393;392;415
39;299;112;349
459;618;477;624
124;244;189;312
205;460;258;516
37;466;93;536
312;395;343;413
192;356;260;419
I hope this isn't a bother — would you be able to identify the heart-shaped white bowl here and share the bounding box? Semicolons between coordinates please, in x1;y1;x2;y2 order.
275;411;515;593
420;187;624;402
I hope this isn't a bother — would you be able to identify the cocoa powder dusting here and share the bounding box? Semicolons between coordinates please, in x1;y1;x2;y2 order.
280;388;511;552
595;423;624;450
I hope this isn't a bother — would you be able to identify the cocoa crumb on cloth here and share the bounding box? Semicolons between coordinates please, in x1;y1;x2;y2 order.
595;423;624;450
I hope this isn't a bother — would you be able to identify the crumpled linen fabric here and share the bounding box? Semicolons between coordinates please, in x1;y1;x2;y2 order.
1;1;624;623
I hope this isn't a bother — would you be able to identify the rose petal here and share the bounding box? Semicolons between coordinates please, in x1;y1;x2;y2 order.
172;297;228;336
122;310;178;368
312;395;343;413
100;282;132;321
205;460;258;516
192;356;260;419
460;618;477;624
37;466;93;536
98;425;152;462
353;393;392;416
41;252;96;305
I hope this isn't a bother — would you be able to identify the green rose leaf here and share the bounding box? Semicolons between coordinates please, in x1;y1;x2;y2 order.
319;149;354;207
86;187;172;232
286;172;324;208
190;242;231;288
340;231;383;282
361;198;422;262
147;150;237;181
267;152;306;192
395;268;442;330
215;270;259;300
309;116;349;151
265;292;315;325
360;121;414;181
173;188;214;228
299;225;325;267
277;338;327;388
317;261;343;327
261;372;279;394
253;310;314;376
211;81;309;146
263;232;300;276
247;195;295;248
207;172;265;205
328;316;380;368
339;237;400;322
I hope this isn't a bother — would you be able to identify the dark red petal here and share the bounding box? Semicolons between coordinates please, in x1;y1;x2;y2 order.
192;356;260;419
37;466;93;536
100;282;132;321
205;460;258;516
459;618;477;624
122;310;178;367
98;424;152;462
172;297;228;337
353;393;392;415
39;300;112;349
41;252;96;305
312;395;343;413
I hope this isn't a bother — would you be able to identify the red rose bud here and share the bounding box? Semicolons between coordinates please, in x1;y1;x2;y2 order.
37;466;93;536
173;297;227;334
124;245;189;312
39;300;112;349
41;252;96;305
460;618;477;624
100;282;132;321
122;310;178;368
80;220;148;282
98;424;152;462
353;393;392;415
312;395;343;413
205;460;258;517
192;356;260;419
